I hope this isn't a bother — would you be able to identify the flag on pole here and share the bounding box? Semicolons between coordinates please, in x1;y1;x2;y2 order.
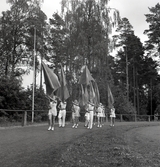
79;84;86;107
93;82;100;106
84;85;89;104
79;65;94;85
108;84;114;109
56;64;70;102
89;81;96;103
42;61;61;96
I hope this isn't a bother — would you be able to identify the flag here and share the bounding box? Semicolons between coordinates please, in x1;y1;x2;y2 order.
56;64;70;102
108;85;114;109
42;61;61;96
79;84;90;107
84;85;89;104
93;82;100;106
79;65;94;85
79;84;86;107
89;81;96;103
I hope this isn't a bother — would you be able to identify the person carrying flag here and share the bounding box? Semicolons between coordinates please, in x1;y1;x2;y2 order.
87;100;95;129
47;95;58;131
110;106;116;126
97;103;103;128
58;100;67;127
71;100;80;128
108;84;115;126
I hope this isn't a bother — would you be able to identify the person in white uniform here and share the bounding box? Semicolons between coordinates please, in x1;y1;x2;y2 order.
58;101;67;127
110;106;116;126
84;104;90;128
71;100;80;128
87;101;95;129
48;95;58;131
97;103;103;128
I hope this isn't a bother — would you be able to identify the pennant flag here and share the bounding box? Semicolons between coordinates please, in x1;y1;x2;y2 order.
84;85;89;104
79;84;86;107
93;82;100;106
108;84;114;109
79;65;94;85
56;64;70;102
89;81;96;103
42;61;61;96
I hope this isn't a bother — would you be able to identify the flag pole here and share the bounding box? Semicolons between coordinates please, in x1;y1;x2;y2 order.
32;27;36;123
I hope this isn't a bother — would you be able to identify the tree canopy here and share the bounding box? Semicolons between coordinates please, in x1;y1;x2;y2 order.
0;0;160;117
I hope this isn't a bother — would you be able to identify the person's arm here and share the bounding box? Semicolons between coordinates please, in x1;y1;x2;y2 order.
71;106;74;112
58;103;61;109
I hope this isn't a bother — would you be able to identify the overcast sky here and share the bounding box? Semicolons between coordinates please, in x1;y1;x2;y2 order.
0;0;159;44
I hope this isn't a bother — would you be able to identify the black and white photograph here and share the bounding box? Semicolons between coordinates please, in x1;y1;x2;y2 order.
0;0;160;166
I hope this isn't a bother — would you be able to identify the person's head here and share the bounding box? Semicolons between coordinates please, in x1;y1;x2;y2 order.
72;100;79;106
62;101;66;104
99;103;102;107
49;95;56;102
88;101;94;106
111;106;115;110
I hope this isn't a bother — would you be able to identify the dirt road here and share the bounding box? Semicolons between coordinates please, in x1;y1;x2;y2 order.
0;123;97;167
0;122;160;167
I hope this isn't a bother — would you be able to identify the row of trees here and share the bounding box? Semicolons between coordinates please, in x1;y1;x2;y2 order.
0;0;160;116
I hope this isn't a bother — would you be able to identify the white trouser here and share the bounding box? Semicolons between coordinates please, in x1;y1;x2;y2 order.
58;110;66;127
88;111;94;129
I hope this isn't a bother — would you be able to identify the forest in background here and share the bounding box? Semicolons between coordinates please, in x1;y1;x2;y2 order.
0;0;160;119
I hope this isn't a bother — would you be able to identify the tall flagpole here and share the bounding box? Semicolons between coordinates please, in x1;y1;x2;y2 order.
32;27;36;123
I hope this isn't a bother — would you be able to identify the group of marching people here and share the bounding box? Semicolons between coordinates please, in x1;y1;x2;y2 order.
47;95;116;131
83;101;106;129
47;95;67;131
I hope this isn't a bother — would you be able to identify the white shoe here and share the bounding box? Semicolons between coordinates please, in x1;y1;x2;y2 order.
73;124;76;128
100;125;102;128
48;127;51;131
97;125;99;128
51;127;54;131
75;126;77;128
113;125;114;127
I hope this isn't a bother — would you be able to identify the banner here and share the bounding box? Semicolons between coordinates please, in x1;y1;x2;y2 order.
56;64;70;102
108;84;114;109
79;65;94;85
89;81;96;103
93;82;100;106
79;84;86;107
42;61;61;96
